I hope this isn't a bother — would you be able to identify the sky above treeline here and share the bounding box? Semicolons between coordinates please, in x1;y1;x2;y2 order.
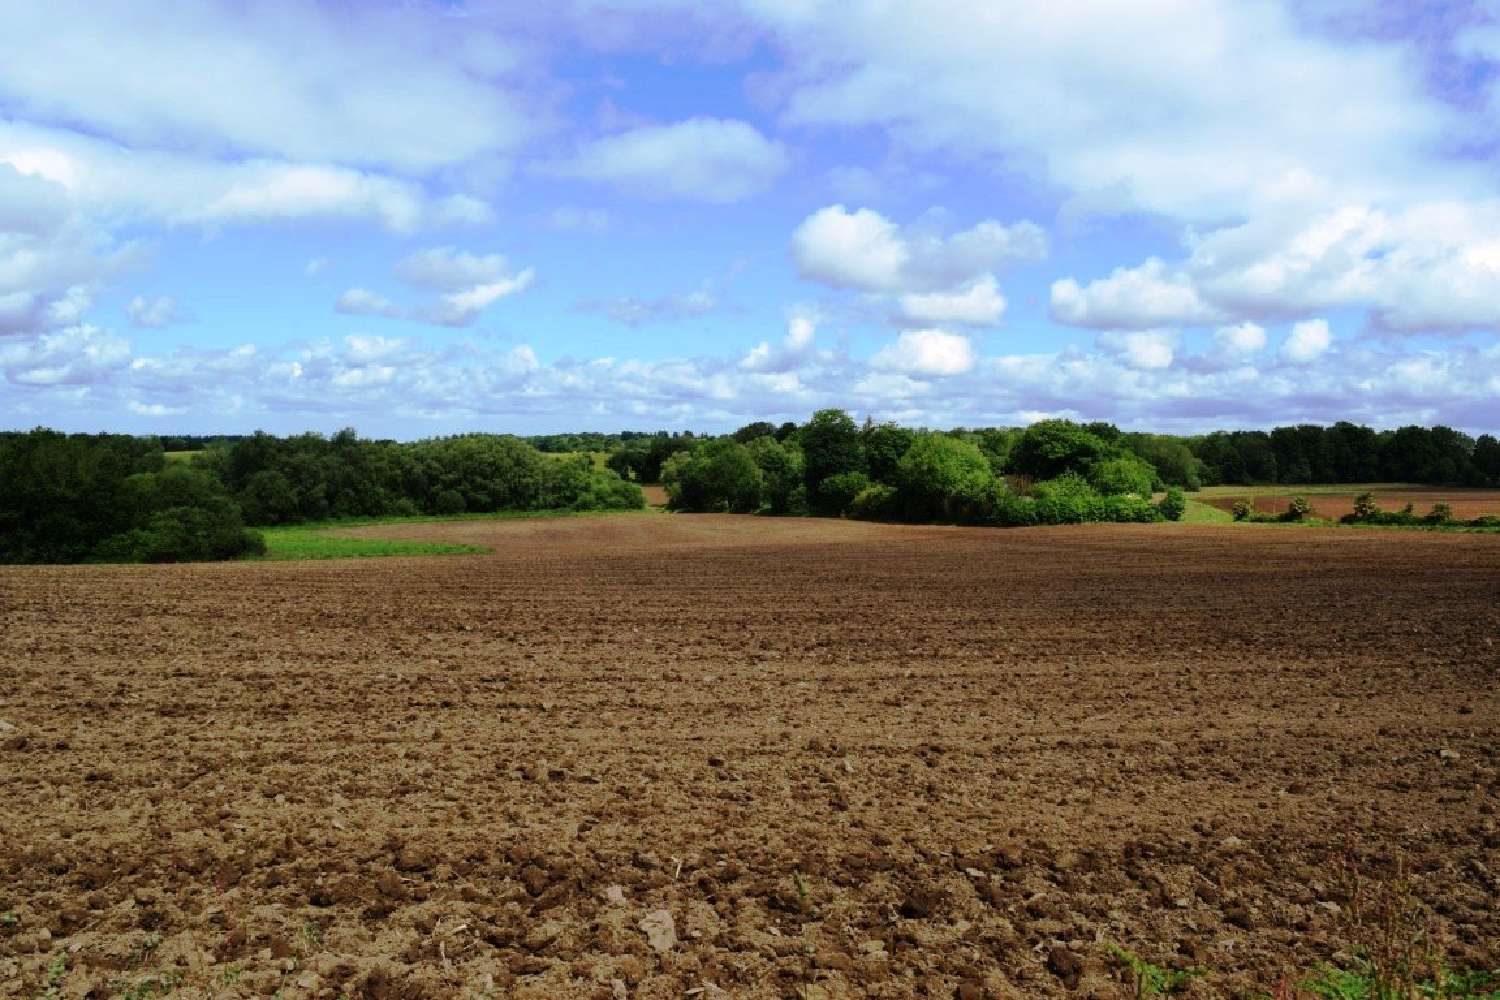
4;0;1500;437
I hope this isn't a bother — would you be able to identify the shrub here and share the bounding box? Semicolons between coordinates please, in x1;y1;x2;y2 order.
663;439;764;513
1157;487;1187;522
1088;454;1157;498
1351;491;1380;520
988;491;1160;527
1282;495;1314;521
1008;420;1109;479
1472;515;1500;528
1231;500;1254;521
1425;502;1454;524
239;469;300;525
434;489;466;515
849;484;899;521
894;432;994;522
1033;472;1097;503
817;471;872;516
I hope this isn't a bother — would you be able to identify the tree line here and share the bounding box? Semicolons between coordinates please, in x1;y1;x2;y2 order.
608;412;1500;527
648;411;1175;527
0;428;644;564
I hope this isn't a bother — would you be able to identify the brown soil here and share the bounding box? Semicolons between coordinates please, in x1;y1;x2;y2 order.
2;515;1498;999
1203;489;1500;521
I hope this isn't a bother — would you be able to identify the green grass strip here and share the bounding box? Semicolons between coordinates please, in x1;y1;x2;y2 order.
254;506;658;561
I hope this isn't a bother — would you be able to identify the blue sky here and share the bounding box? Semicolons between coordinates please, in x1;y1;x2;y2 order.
4;0;1500;437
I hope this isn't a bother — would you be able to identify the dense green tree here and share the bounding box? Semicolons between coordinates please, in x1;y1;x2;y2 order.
1157;487;1187;521
731;421;778;443
1007;420;1109;480
1474;434;1500;487
662;439;765;513
800;409;865;512
746;436;806;514
1123;434;1202;489
895;433;994;521
862;421;916;485
239;469;300;525
1087;454;1157;497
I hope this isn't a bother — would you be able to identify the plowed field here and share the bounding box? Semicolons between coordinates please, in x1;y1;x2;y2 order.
1200;488;1500;521
2;515;1498;999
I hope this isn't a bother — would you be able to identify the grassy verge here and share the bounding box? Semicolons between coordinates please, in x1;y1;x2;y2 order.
258;528;489;560
255;506;657;561
1181;499;1234;524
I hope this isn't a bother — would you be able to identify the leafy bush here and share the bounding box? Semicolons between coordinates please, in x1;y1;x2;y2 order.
849;483;899;520
988;491;1161;527
434;489;466;515
1282;495;1314;521
1426;502;1455;524
663;439;764;512
1033;471;1097;503
801;409;865;512
894;432;994;522
1231;499;1254;521
1157;487;1187;521
817;471;872;516
1088;454;1157;498
746;436;805;515
96;503;266;563
1352;491;1380;520
1007;419;1109;480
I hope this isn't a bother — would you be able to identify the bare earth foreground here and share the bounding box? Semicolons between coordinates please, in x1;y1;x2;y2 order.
2;515;1498;999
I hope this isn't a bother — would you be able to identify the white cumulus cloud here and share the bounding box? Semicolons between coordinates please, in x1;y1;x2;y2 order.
898;275;1006;326
871;329;976;376
1281;319;1332;364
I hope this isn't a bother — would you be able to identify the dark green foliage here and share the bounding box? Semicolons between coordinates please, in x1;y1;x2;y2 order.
1193;422;1488;487
210;430;643;522
0;429;167;562
1007;419;1109;480
1475;434;1500;486
1123;433;1203;489
1232;499;1254;521
238;469;299;525
662;439;764;512
800;409;865;511
1;426;643;564
972;427;1021;476
862;420;916;484
1157;487;1187;521
746;435;805;515
816;471;872;516
0;432;262;564
606;433;695;483
731;421;778;443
